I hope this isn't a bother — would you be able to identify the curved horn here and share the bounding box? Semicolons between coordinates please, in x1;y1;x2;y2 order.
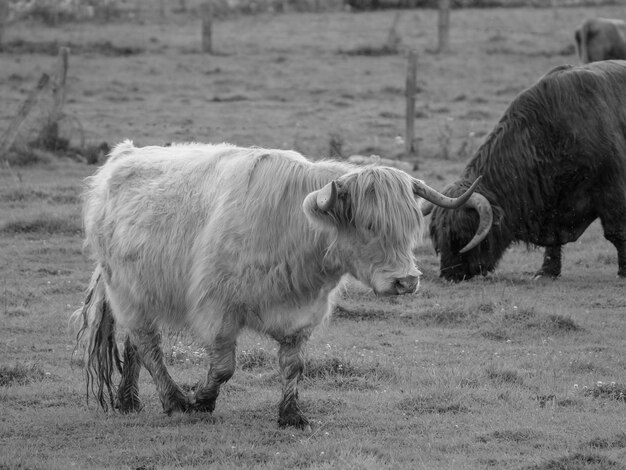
316;180;338;212
459;192;493;254
413;176;482;209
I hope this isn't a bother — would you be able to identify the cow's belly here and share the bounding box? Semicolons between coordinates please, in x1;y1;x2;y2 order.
522;202;597;246
246;282;343;338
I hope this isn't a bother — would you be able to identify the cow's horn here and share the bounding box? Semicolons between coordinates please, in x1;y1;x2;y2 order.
413;176;482;209
316;180;338;212
459;192;493;253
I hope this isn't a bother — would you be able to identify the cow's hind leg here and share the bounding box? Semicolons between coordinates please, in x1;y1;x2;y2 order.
601;222;626;277
534;246;562;279
274;329;312;430
190;330;238;413
116;336;143;413
129;325;190;414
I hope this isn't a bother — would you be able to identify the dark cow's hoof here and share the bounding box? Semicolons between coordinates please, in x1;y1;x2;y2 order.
532;270;560;280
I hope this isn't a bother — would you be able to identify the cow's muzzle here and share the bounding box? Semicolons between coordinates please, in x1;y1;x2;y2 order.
389;274;420;296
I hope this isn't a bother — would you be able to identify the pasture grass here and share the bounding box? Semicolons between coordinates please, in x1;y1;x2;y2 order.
2;5;626;470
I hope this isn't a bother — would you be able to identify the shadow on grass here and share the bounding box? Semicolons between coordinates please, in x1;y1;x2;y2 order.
397;389;469;415
1;214;82;235
524;453;624;470
477;428;544;444
0;363;48;386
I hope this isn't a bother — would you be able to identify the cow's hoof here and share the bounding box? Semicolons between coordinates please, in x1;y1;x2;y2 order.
190;399;216;413
532;271;559;280
189;390;217;413
116;396;143;413
278;413;311;431
163;392;191;415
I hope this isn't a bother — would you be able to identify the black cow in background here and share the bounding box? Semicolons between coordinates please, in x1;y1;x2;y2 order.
575;18;626;63
427;60;626;281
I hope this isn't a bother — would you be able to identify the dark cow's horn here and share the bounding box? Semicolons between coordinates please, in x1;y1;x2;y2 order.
459;192;493;253
316;180;338;212
413;176;482;209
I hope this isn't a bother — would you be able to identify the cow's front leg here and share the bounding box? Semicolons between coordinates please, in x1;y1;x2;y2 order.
130;325;190;414
534;245;562;279
190;332;237;413
274;329;312;430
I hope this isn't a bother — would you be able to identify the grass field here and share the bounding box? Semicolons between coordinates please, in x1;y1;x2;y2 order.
2;5;626;470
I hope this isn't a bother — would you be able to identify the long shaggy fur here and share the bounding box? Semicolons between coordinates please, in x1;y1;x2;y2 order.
430;60;626;280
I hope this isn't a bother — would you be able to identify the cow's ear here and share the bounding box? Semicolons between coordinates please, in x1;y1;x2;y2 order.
303;180;347;230
316;181;338;212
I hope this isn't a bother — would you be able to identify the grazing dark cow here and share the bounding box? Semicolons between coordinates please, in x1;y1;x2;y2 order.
575;18;626;63
427;61;626;281
73;141;479;429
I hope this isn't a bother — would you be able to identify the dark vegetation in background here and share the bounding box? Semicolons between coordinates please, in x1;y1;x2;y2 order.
346;0;621;11
6;0;624;23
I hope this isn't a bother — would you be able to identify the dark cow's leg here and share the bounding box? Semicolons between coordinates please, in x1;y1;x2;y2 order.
190;330;238;413
116;336;143;413
129;325;189;414
274;329;312;430
601;223;626;277
534;245;562;279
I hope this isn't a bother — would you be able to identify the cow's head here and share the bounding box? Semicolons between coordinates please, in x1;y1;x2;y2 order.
427;180;498;281
304;167;481;295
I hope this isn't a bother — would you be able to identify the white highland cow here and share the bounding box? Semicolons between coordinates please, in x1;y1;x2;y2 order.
73;141;479;429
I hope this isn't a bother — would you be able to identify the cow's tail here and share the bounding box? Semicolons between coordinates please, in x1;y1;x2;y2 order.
71;265;121;411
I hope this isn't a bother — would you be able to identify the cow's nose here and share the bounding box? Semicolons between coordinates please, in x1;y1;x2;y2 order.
394;274;419;295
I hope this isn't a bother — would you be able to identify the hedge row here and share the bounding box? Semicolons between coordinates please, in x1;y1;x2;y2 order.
8;0;625;22
346;0;622;10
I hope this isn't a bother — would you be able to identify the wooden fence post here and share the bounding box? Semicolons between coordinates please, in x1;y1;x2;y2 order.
0;0;9;48
405;50;417;158
51;47;69;124
438;0;450;53
201;1;213;54
0;74;51;161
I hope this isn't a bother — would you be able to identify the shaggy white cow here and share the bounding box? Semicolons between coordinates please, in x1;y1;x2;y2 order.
73;140;479;429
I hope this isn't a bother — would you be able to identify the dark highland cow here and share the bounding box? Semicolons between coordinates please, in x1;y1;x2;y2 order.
575;18;626;64
428;60;626;281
